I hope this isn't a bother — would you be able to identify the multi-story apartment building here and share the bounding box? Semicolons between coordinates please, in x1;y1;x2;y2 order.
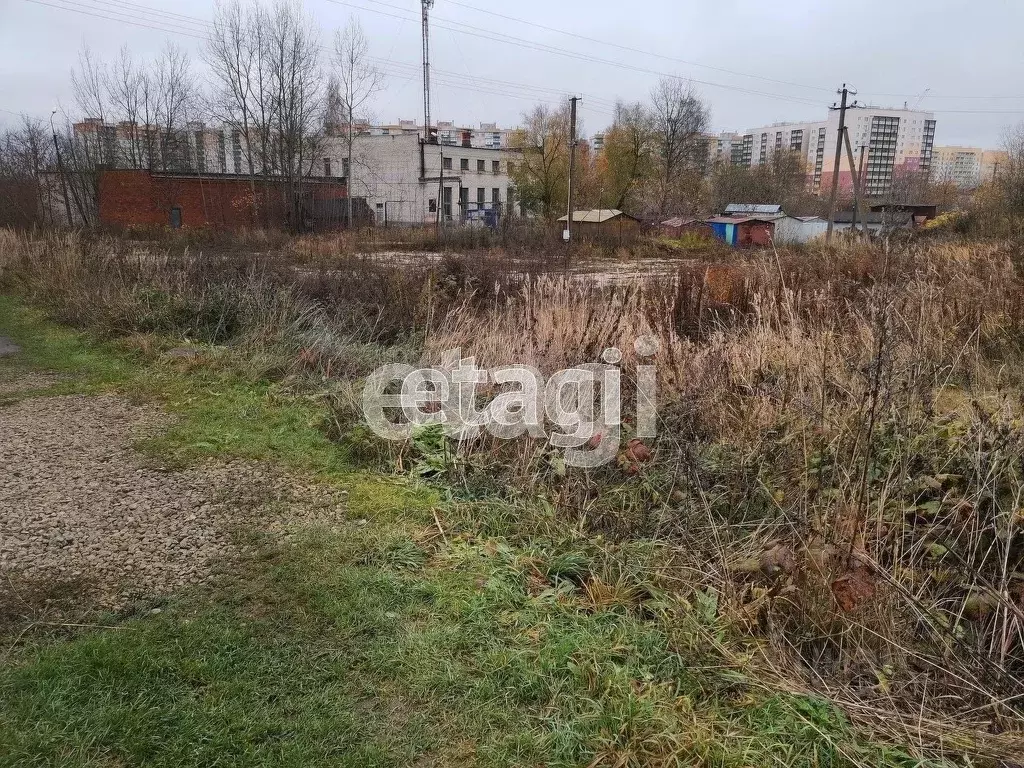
72;118;244;174
931;146;985;188
737;107;936;197
982;150;1009;186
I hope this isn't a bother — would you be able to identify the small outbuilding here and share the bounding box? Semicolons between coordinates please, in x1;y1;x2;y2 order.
771;215;828;244
869;203;938;228
833;211;913;236
558;209;642;243
706;216;776;247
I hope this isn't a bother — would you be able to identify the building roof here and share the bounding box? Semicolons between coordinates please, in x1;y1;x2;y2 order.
661;216;703;227
706;215;777;225
557;209;636;223
724;203;783;215
833;211;912;225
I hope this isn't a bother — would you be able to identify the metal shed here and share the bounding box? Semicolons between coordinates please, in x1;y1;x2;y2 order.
770;215;829;244
706;216;776;247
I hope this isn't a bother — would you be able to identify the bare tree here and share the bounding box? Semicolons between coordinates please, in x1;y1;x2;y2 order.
649;77;710;215
334;15;384;227
998;123;1024;215
0;116;55;227
206;0;326;230
152;44;198;171
105;47;147;168
509;103;572;218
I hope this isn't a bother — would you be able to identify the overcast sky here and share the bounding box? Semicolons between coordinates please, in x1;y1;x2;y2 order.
2;0;1022;147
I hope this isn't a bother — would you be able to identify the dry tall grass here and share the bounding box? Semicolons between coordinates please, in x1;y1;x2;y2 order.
424;239;1024;759
2;227;1023;760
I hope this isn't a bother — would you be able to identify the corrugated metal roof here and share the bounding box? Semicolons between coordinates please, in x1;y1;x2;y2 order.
706;216;776;225
833;211;911;225
724;203;783;215
557;209;628;223
661;216;702;227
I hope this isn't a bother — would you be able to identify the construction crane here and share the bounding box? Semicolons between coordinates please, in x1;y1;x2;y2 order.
422;0;435;139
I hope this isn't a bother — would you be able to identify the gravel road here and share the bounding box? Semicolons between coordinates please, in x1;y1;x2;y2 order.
0;377;349;618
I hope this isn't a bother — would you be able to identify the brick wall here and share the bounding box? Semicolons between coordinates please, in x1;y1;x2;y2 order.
98;169;348;231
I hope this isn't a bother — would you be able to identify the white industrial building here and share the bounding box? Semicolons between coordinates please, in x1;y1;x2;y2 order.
321;133;520;226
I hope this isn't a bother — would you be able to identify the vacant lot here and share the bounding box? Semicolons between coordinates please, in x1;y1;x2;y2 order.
1;229;1022;766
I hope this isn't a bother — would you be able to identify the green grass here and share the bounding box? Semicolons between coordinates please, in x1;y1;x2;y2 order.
0;296;951;767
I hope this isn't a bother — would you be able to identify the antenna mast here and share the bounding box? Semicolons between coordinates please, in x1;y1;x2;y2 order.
421;0;435;139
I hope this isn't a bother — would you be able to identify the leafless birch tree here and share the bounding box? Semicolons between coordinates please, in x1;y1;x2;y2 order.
206;0;326;230
334;16;384;227
649;77;710;215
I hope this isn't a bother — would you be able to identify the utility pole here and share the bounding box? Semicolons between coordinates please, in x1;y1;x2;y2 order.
564;95;579;254
855;143;868;239
842;128;863;239
826;84;857;242
421;0;435;140
49;110;73;226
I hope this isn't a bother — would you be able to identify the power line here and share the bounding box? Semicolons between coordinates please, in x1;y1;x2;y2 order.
20;0;213;41
22;0;1024;120
18;0;614;120
320;0;826;108
18;0;619;119
435;0;834;95
433;0;1024;105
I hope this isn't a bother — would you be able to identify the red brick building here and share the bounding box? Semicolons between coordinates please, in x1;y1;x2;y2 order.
97;169;354;232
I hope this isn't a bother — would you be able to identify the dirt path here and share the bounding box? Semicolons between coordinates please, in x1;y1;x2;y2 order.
0;376;348;621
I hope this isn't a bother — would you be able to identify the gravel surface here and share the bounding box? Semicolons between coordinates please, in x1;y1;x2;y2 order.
0;385;349;617
0;336;20;357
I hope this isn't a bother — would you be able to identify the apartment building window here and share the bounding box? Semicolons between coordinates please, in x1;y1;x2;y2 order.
443;187;452;219
429;198;437;214
323;157;332;177
866;115;900;196
461;158;470;172
342;158;350;177
232;129;242;173
477;159;486;173
790;129;803;152
194;131;206;172
477;187;486;205
443;156;452;170
459;187;469;216
492;188;500;205
775;131;783;151
921;119;936;173
492;160;500;174
101;125;118;165
217;134;227;173
813;127;827;191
